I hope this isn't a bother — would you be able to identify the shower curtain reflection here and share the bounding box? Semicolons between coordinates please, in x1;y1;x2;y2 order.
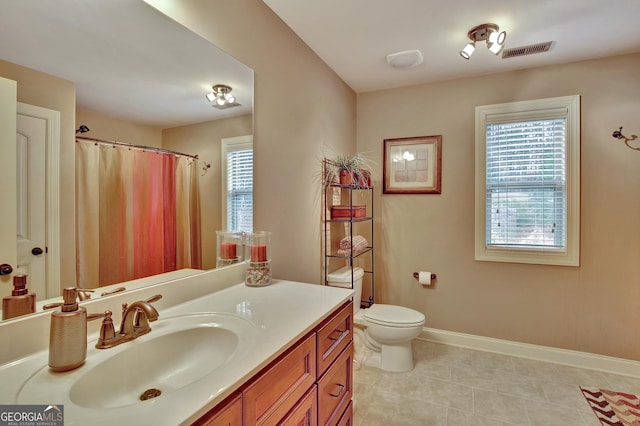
76;139;201;288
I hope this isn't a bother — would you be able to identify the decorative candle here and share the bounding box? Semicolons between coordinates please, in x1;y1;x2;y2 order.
251;245;267;262
220;242;236;259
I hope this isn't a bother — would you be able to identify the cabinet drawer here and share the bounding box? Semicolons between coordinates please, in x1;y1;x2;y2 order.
279;384;317;426
194;392;242;426
336;401;352;426
316;301;353;377
244;333;317;425
317;342;353;426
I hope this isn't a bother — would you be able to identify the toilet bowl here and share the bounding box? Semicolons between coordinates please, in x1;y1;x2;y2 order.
327;267;426;372
355;305;425;372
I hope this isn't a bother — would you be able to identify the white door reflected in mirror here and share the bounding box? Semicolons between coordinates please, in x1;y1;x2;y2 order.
15;103;60;300
0;77;17;294
16;108;46;298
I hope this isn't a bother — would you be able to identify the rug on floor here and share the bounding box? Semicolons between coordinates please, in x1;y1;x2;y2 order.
580;387;640;426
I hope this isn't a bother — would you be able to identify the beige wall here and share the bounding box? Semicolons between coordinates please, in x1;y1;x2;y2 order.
162;114;253;270
0;59;76;288
152;1;640;360
76;107;162;148
145;0;357;284
357;53;640;361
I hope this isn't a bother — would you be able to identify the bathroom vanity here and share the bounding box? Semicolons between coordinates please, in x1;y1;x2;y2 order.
197;300;353;425
0;264;354;425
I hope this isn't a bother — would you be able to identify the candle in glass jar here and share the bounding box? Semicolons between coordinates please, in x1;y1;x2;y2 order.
220;242;237;259
250;245;267;262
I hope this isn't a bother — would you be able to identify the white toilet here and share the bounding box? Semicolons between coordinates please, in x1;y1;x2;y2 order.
327;266;425;372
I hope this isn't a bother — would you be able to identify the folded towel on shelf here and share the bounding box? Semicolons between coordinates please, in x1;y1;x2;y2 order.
338;235;368;256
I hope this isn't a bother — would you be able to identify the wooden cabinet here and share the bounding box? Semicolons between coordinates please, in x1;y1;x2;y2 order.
317;342;353;426
336;402;353;426
279;385;317;426
193;300;353;426
244;333;317;425
317;302;352;376
194;392;242;426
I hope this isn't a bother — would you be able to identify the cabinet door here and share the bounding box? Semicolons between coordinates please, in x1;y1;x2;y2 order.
316;301;352;377
195;392;242;426
317;343;353;426
279;385;317;426
244;333;317;425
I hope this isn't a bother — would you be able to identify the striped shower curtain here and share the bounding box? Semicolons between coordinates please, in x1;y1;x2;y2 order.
76;140;201;288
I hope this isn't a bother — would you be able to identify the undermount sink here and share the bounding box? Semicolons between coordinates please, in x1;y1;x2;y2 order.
17;312;257;409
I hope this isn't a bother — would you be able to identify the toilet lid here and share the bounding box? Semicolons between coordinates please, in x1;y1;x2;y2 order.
364;304;425;327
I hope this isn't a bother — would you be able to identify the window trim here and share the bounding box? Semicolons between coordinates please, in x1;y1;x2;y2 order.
474;95;580;266
221;135;253;232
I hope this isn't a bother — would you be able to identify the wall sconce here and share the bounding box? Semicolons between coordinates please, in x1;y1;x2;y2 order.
612;127;639;151
206;84;238;108
460;23;507;59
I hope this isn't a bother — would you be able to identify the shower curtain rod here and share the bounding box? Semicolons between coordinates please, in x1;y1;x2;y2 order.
76;136;199;160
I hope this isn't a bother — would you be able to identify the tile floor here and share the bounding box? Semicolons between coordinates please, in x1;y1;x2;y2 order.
352;339;640;425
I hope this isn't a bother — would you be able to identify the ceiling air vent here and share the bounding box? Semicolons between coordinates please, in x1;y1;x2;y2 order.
502;41;554;59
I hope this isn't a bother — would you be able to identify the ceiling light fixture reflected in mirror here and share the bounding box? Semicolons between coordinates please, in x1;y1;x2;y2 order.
206;84;239;109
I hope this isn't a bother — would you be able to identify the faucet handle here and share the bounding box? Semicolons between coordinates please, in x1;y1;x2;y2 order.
120;295;162;317
146;294;163;303
43;302;62;311
77;289;94;301
95;311;118;349
100;286;126;297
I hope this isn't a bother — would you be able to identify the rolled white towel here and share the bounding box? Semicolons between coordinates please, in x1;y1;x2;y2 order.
339;235;368;250
338;235;368;255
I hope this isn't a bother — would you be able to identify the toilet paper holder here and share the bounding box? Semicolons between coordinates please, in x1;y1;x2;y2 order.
413;272;436;280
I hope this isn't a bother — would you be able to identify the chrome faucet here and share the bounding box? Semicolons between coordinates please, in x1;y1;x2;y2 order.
95;294;162;349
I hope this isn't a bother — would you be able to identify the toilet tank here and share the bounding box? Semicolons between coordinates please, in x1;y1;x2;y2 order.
327;266;364;313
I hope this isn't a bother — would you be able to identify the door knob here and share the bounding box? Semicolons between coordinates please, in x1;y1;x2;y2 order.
0;264;13;275
32;247;44;256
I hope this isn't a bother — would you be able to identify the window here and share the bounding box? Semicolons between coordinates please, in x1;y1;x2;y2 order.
475;95;580;266
221;135;253;232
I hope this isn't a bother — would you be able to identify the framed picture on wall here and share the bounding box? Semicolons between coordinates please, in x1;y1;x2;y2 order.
383;135;442;194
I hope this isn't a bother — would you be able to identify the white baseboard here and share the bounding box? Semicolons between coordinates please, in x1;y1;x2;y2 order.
418;327;640;379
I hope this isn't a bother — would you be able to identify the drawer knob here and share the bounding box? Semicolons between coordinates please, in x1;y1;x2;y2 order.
329;383;345;398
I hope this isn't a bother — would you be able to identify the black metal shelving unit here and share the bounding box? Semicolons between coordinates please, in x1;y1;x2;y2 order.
322;159;374;309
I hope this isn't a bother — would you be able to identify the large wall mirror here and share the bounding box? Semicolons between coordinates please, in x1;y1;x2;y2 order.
0;1;254;321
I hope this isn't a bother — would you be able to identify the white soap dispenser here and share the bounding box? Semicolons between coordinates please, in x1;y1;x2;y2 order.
48;287;88;372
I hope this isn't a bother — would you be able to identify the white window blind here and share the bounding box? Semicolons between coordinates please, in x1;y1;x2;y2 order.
485;118;566;250
222;136;253;233
475;95;580;266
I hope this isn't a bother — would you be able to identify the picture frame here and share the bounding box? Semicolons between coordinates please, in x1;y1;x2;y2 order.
383;135;442;194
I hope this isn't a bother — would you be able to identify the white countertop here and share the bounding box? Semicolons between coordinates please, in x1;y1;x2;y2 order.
0;278;353;425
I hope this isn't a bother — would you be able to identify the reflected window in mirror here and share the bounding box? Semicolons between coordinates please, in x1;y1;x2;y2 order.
222;136;253;232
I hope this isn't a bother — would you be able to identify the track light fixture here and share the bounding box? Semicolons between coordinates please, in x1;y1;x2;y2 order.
205;84;237;107
459;23;507;59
